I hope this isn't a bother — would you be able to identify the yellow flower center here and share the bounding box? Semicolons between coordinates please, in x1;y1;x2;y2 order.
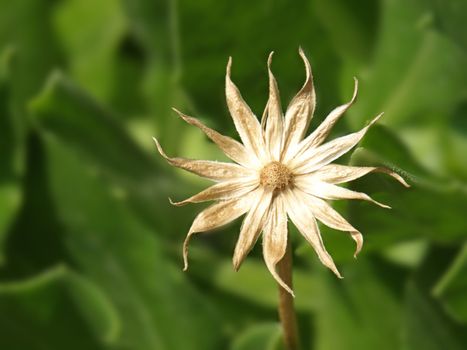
260;161;293;190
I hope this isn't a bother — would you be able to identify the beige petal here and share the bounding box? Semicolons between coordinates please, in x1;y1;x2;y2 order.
282;189;342;278
291;113;382;174
172;108;255;168
183;191;257;270
170;178;258;206
262;195;293;296
310;164;410;187
281;48;316;161
298;191;363;257
295;177;390;209
233;188;274;271
262;52;283;160
226;58;266;162
153;138;255;181
290;78;358;162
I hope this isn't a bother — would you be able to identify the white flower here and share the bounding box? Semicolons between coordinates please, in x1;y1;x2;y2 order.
154;48;409;296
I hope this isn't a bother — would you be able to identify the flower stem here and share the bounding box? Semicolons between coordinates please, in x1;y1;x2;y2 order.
277;242;300;350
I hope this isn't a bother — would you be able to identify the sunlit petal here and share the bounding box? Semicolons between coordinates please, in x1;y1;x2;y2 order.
233;188;274;270
310;164;410;187
170;178;258;206
291;113;382;174
283;189;342;278
297;190;363;257
262;195;293;295
290;78;358;162
295;177;391;209
153;137;255;181
281;48;316;160
226;58;267;162
183;191;258;270
172;108;256;168
262;52;284;160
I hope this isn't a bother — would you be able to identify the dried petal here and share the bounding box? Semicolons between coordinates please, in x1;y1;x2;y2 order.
281;48;316;161
298;191;363;257
172;108;256;168
290;78;358;162
295;177;391;209
262;196;293;295
233;189;273;270
183;191;257;270
310;164;410;187
291;113;383;174
282;189;342;278
226;58;266;161
154;137;254;181
170;179;258;206
262;52;283;160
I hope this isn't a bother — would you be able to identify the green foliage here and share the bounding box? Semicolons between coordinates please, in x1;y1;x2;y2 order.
0;0;466;349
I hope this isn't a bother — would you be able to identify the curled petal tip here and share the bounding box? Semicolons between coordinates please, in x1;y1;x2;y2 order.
401;179;411;188
278;281;295;297
267;51;274;67
372;199;391;209
168;197;185;206
152;138;169;159
373;112;384;123
226;56;232;76
171;106;182;115
351;78;359;101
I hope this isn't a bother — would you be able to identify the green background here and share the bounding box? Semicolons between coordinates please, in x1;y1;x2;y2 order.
1;0;467;349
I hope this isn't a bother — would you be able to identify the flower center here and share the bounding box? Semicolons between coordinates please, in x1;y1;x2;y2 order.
260;161;293;190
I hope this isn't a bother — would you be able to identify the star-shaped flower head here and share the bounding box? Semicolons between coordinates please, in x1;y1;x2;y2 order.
154;48;409;296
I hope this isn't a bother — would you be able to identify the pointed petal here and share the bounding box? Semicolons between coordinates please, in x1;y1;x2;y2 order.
295;177;391;209
262;52;284;160
282;189;342;278
226;58;266;161
172;108;255;168
298;191;363;257
291;113;383;174
310;164;410;187
170;178;258;206
281;48;316;160
183;191;257;270
262;196;293;296
153;137;255;181
291;78;358;162
233;189;274;270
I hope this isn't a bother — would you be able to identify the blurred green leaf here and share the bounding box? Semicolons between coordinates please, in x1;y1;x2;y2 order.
404;280;467;350
314;258;404;350
29;72;188;232
0;0;62;123
52;0;127;103
41;134;221;349
231;323;281;350
0;265;104;350
348;0;467;129
0;47;22;264
433;244;467;324
313;0;379;64
419;0;467;50
213;257;317;312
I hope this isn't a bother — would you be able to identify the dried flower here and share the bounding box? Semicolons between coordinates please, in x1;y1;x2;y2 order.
154;48;409;295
